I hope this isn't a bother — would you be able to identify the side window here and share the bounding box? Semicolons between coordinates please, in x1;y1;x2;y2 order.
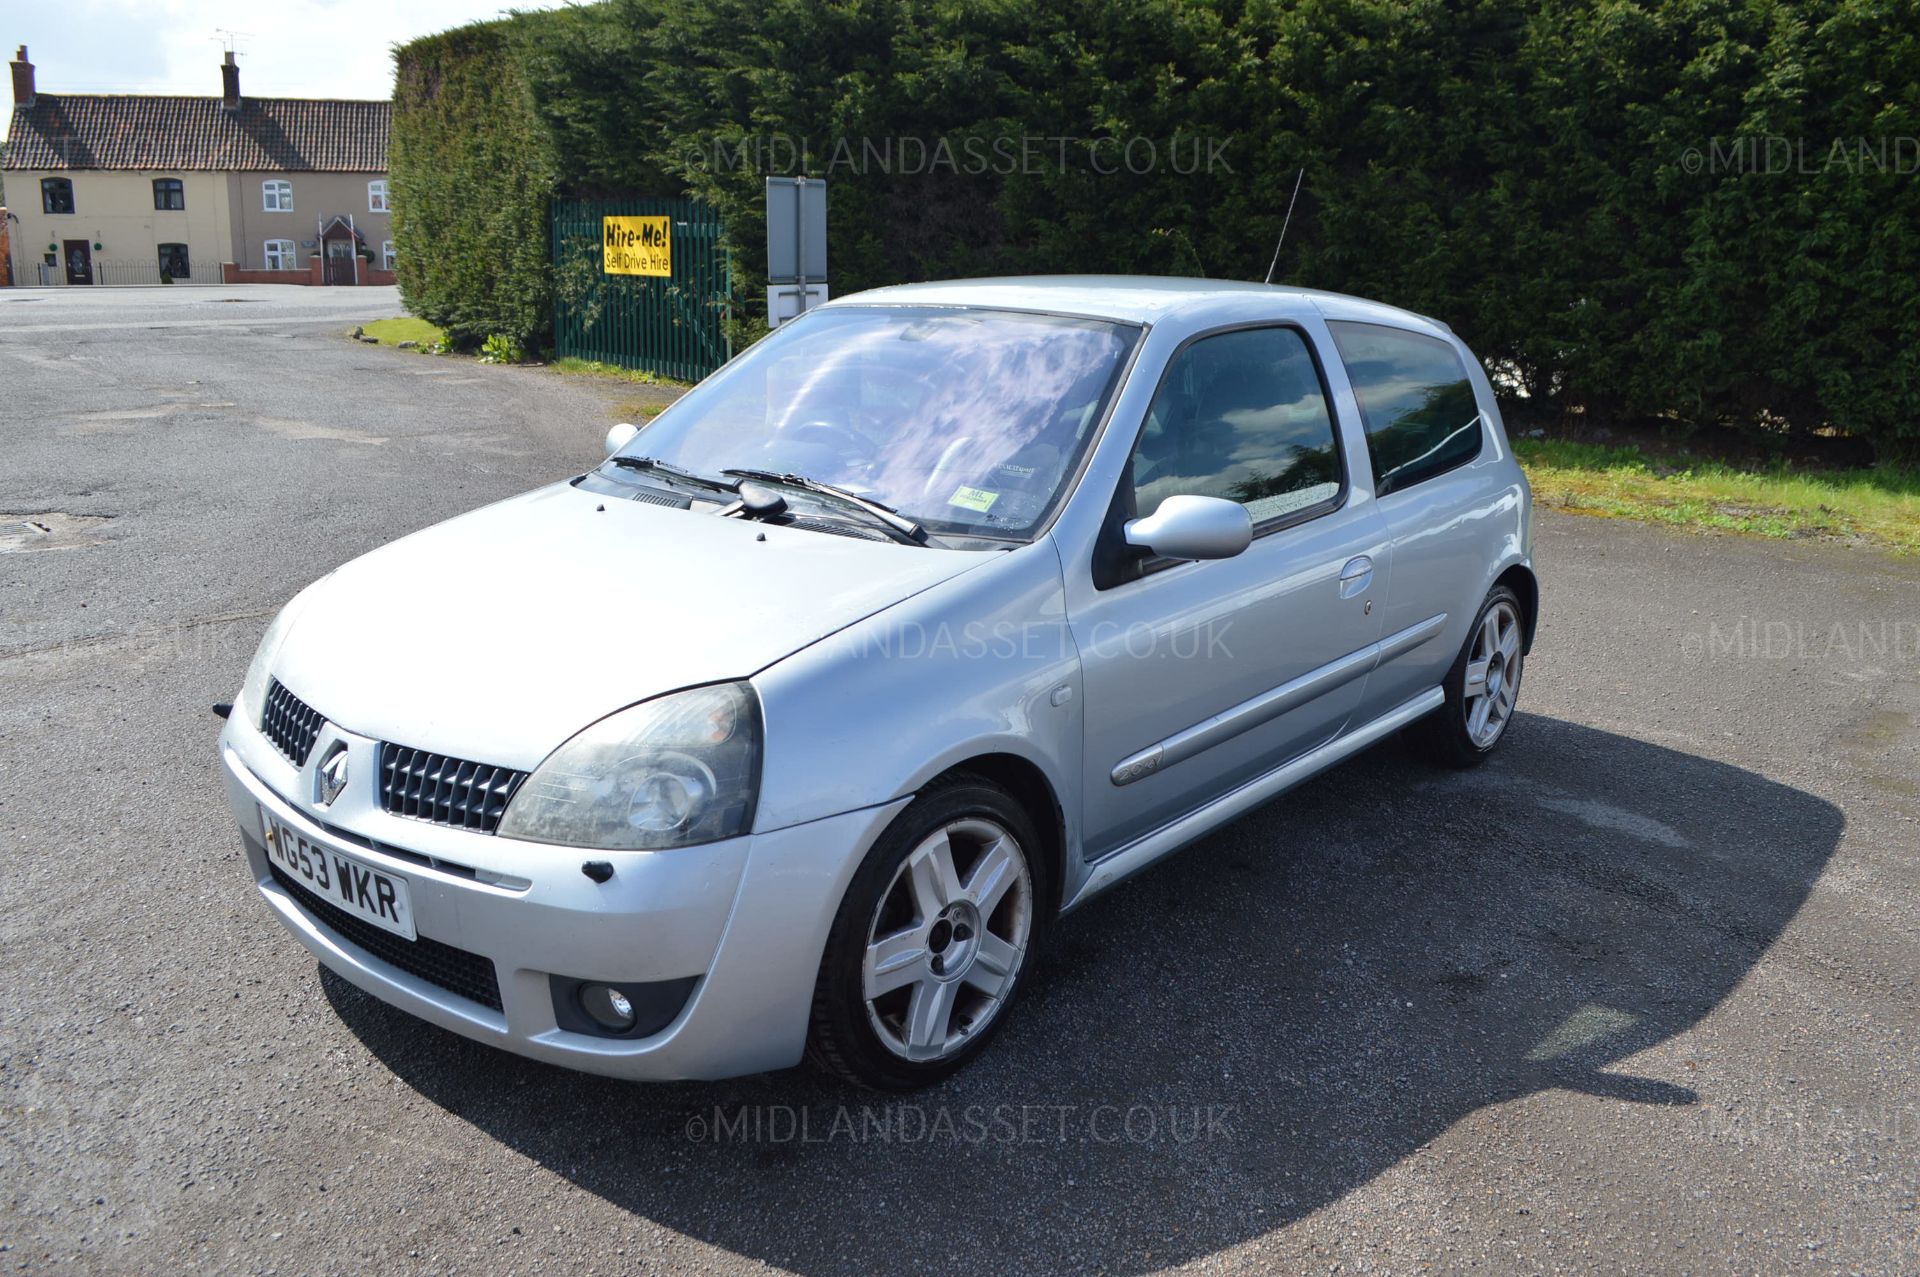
263;180;293;212
42;177;75;214
153;178;185;210
1328;321;1484;497
157;244;191;280
1132;326;1342;526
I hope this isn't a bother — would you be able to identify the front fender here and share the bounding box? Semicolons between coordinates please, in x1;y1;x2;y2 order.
750;540;1081;853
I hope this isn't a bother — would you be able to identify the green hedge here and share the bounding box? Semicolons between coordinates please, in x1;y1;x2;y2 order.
393;0;1920;460
390;19;563;348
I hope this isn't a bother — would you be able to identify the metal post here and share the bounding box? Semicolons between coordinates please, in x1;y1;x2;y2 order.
793;176;809;318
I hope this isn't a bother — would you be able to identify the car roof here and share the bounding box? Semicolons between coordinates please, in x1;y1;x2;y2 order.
828;275;1453;335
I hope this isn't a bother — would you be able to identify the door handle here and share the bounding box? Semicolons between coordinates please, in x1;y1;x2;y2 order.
1338;555;1373;599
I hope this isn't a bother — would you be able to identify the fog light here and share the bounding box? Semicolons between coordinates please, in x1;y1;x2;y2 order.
580;983;637;1031
549;974;699;1039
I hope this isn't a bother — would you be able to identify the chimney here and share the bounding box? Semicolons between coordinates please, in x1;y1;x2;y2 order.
221;51;240;111
10;46;32;109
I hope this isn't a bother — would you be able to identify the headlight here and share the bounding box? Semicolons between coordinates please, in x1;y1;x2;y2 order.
498;683;761;850
237;587;317;722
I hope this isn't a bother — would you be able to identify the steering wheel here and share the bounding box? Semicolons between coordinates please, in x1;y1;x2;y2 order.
771;418;875;467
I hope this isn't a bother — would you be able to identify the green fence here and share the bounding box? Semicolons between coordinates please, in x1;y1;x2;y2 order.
551;197;732;382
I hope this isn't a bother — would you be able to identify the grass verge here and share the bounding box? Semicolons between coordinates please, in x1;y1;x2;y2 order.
359;317;447;348
1515;439;1920;554
612;398;671;422
550;357;691;388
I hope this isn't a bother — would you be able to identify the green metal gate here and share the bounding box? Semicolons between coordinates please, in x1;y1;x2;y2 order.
551;196;732;382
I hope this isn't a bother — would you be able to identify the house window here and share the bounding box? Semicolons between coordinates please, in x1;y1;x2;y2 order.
382;240;396;271
42;177;75;214
157;244;191;281
368;180;390;213
264;239;297;271
153;178;186;211
263;180;294;212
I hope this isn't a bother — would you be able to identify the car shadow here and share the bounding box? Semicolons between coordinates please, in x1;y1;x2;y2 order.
323;714;1841;1273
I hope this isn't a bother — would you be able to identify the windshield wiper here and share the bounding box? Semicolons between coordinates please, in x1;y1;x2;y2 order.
610;455;739;495
721;468;927;544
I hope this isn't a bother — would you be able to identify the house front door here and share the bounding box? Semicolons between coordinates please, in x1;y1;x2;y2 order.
63;241;93;286
323;239;357;286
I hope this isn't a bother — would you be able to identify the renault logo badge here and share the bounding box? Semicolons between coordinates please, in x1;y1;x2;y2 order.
315;742;350;807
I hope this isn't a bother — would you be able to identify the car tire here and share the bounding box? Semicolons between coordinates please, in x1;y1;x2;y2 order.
806;775;1047;1090
1407;583;1527;769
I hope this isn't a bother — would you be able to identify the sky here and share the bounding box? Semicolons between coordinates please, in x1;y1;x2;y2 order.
3;0;573;139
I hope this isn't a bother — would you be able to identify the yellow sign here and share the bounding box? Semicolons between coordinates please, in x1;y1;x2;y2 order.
948;485;1000;513
603;216;672;276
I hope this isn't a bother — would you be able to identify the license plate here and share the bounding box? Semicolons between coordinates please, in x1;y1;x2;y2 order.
260;806;416;941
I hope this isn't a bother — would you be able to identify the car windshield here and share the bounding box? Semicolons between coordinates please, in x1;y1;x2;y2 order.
613;305;1141;541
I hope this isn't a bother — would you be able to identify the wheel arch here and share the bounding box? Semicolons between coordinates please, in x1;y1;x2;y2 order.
1494;562;1540;653
922;753;1068;919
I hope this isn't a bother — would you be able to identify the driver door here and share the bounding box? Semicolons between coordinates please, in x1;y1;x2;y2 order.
1069;324;1390;859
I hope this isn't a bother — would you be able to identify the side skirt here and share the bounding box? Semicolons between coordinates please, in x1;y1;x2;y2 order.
1063;686;1445;911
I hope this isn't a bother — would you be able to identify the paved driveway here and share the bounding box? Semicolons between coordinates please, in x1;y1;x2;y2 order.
1;288;1914;1274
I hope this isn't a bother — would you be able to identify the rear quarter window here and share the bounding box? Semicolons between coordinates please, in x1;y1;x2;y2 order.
1328;321;1484;497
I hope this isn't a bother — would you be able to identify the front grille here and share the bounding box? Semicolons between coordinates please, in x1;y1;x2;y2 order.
628;485;692;509
379;745;527;834
262;679;324;765
268;863;503;1010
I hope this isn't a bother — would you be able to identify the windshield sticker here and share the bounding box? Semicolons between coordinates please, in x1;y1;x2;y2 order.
948;485;1000;513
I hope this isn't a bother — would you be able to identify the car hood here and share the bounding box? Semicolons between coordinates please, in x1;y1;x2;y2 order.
270;480;987;768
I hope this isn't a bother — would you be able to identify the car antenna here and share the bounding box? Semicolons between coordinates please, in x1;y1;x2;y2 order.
1263;167;1306;285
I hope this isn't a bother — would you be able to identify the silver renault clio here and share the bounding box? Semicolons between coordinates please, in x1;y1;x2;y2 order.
219;277;1535;1089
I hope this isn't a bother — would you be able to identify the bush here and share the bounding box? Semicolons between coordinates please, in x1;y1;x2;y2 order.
477;333;528;364
391;18;564;349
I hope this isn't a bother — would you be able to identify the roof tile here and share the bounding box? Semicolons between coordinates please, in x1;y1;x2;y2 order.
3;95;389;172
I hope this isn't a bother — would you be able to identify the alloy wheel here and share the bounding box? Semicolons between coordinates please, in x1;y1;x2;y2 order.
862;818;1034;1062
1464;598;1524;748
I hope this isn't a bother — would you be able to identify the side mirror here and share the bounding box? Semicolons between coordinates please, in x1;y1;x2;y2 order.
1123;495;1252;561
605;422;640;458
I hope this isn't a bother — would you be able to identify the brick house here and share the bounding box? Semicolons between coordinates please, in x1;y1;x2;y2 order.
3;46;392;286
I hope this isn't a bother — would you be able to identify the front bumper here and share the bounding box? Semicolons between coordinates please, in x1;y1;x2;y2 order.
220;719;906;1081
